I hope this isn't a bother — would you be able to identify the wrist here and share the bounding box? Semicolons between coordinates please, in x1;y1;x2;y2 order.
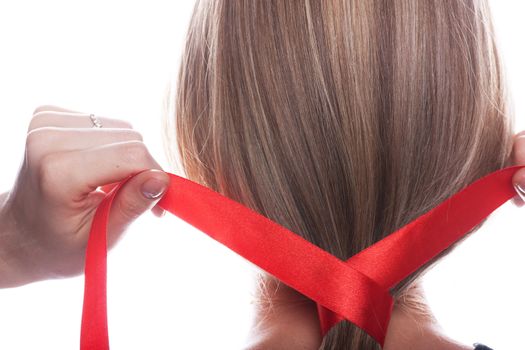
0;191;18;287
0;191;41;288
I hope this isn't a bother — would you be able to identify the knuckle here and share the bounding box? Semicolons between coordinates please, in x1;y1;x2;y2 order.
32;111;52;119
33;105;56;116
25;128;54;160
122;141;150;163
25;126;58;152
26;127;54;146
28;112;51;132
25;129;40;149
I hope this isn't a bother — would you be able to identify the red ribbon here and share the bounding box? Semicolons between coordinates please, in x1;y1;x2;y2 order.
80;165;524;349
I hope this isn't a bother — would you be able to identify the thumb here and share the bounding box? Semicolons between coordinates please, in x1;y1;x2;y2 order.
512;168;525;207
106;169;170;249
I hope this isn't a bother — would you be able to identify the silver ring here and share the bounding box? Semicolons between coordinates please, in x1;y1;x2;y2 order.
89;114;103;128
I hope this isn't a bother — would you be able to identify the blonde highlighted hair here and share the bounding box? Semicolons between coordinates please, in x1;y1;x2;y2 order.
164;0;514;348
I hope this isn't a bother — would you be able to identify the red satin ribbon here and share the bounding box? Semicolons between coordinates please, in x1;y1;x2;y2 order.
80;165;524;349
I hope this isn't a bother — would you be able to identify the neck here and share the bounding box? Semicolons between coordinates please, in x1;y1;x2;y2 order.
244;276;473;350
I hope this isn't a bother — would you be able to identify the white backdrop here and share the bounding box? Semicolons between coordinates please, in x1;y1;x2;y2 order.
0;1;523;349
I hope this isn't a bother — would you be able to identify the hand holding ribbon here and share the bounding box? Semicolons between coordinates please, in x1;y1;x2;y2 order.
0;106;169;289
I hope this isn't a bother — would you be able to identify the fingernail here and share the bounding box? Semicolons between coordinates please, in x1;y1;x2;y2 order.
141;178;167;199
514;183;525;202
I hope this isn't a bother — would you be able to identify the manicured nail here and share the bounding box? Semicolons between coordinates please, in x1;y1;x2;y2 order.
141;178;167;199
514;183;525;202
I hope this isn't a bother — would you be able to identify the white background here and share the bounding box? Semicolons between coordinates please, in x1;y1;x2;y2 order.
0;1;523;349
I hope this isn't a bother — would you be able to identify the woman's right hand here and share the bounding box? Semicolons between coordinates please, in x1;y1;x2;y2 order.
0;105;170;288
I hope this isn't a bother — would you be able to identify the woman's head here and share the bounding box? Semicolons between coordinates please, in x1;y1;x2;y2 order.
164;0;513;348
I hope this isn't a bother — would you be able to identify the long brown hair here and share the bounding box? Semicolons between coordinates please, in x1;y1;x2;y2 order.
163;0;514;348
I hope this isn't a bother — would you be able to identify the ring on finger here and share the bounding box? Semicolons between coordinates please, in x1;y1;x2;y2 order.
89;114;103;128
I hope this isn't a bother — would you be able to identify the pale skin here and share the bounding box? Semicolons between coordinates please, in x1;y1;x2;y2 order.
0;105;171;288
1;105;524;348
243;277;477;350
